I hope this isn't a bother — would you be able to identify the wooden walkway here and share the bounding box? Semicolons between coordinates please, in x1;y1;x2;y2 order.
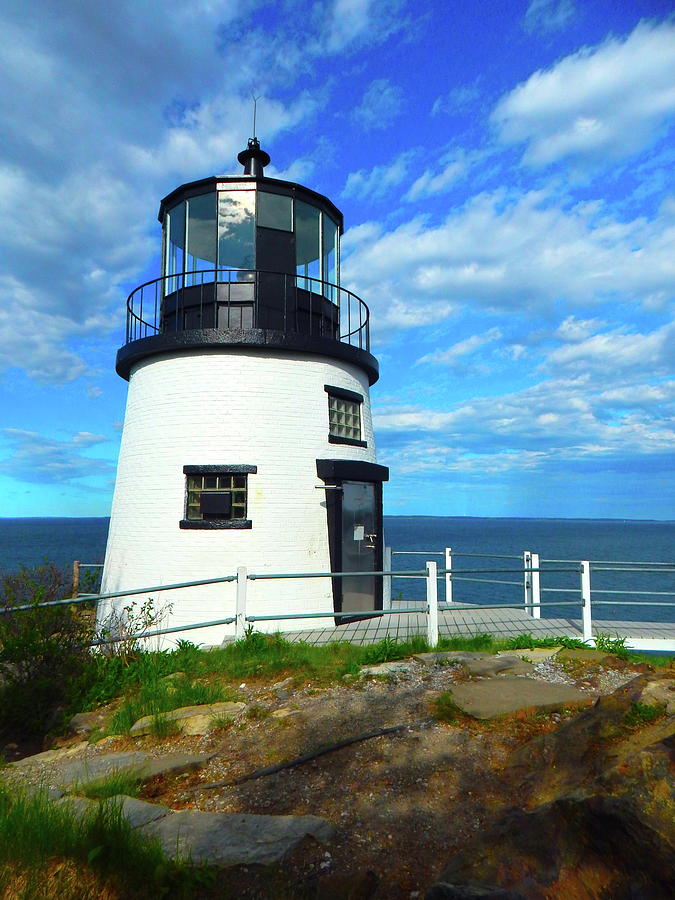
281;601;675;649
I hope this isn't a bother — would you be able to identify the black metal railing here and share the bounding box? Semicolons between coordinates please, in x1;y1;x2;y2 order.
124;269;370;352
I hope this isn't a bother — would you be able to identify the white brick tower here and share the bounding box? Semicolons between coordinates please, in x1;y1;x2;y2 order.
100;139;388;645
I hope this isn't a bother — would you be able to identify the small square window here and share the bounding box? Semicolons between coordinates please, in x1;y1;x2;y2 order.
325;386;366;447
180;465;256;529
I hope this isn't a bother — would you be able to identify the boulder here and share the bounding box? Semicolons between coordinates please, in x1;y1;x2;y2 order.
428;793;674;900
68;711;107;737
427;673;675;899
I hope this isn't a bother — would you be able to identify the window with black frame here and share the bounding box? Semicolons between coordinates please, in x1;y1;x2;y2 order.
325;385;367;447
180;465;256;529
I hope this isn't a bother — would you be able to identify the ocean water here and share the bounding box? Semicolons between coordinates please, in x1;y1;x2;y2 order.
0;516;673;624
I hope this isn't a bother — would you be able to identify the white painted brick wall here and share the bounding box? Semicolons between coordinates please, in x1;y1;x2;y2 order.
100;348;379;646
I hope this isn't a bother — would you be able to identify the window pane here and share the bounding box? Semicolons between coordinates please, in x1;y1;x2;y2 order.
165;202;185;291
187;193;217;285
322;215;338;299
185;470;249;521
217;191;256;272
295;200;320;290
258;192;292;231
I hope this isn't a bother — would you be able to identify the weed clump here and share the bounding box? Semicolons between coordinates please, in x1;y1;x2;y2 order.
431;692;462;724
623;701;666;728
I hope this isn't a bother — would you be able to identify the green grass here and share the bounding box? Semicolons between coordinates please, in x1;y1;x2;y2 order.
623;701;666;728
18;628;667;744
73;769;142;801
0;780;210;898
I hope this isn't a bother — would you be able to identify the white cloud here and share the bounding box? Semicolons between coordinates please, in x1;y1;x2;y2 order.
342;186;675;330
322;0;408;53
0;428;113;484
493;19;675;168
374;368;675;480
523;0;576;35
431;84;481;116
405;153;468;202
342;151;415;200
554;316;607;343
544;321;675;377
417;327;502;368
352;78;404;130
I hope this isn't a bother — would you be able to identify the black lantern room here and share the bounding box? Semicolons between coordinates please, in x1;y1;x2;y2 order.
117;139;378;385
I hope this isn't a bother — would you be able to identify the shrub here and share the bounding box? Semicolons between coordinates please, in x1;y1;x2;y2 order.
0;565;94;743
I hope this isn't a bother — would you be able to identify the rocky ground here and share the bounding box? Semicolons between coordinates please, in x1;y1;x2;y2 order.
4;647;674;899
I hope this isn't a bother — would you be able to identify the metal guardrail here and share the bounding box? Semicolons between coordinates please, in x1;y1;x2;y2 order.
125;268;370;351
2;552;673;652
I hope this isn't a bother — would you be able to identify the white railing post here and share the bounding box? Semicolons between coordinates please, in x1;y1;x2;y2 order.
235;566;247;640
445;547;453;604
383;546;392;609
426;560;439;648
523;550;533;616
580;560;593;644
531;552;541;619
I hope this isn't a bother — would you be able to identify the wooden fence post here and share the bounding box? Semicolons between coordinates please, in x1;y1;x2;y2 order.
72;560;80;598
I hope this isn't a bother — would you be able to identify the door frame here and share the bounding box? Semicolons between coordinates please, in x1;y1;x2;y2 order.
316;459;389;625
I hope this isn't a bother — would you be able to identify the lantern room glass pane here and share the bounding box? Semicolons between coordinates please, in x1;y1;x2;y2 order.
258;191;292;231
186;192;217;285
322;214;338;300
295;200;320;290
165;201;185;292
217;191;255;272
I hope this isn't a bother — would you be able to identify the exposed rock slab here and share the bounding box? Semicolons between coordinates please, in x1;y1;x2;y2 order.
55;794;171;828
141;809;335;866
37;750;211;789
130;701;246;737
416;652;533;677
359;661;415;677
447;677;589;719
496;647;561;662
10;741;89;768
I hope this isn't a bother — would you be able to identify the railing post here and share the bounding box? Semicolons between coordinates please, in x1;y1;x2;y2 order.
72;560;80;598
445;547;453;604
523;550;532;615
580;560;593;644
235;566;247;640
531;552;541;619
383;546;392;610
426;560;439;648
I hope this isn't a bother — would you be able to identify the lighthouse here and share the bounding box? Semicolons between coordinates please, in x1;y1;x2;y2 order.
100;138;388;645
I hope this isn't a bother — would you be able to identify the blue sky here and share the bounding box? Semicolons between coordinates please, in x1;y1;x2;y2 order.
1;0;674;520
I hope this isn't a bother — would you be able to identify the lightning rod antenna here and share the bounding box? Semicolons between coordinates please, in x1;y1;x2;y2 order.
252;94;261;139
